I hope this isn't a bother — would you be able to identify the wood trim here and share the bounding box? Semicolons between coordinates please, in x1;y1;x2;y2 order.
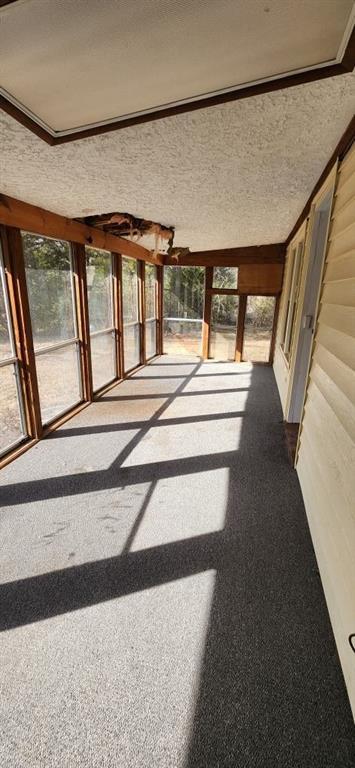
4;226;42;439
286;114;355;244
202;267;213;359
117;254;125;377
156;265;164;355
111;252;122;381
72;242;93;401
139;260;146;364
0;195;163;264
207;287;239;296
269;295;280;364
165;244;286;267
235;294;247;362
1;27;354;145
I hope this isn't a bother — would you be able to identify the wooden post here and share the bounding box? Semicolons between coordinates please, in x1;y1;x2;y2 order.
111;252;121;380
5;227;42;439
117;254;125;376
72;242;93;401
156;265;164;355
139;260;146;365
202;267;213;359
235;294;247;362
269;295;280;364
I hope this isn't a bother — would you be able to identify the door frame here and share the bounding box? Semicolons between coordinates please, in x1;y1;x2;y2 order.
285;165;338;426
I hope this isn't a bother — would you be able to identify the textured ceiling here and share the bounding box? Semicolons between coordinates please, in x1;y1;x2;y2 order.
1;74;355;250
0;0;353;132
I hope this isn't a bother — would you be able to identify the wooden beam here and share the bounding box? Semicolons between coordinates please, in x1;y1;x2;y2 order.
72;243;93;401
235;295;247;362
0;195;163;265
202;267;213;359
286;114;355;244
4;227;42;439
164;244;286;267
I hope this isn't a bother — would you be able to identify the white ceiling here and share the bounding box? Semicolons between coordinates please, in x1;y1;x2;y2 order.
0;0;353;133
1;74;354;250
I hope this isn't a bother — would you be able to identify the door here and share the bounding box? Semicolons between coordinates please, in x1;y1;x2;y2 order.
287;189;333;423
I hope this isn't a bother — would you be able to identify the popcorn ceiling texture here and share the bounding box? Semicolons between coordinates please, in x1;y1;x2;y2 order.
1;75;354;250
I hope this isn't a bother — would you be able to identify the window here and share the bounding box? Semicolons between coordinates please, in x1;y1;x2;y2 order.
0;243;26;455
122;257;140;372
212;266;238;289
243;296;276;363
163;266;204;355
209;295;239;360
145;264;157;359
86;247;116;391
281;241;304;359
22;232;82;424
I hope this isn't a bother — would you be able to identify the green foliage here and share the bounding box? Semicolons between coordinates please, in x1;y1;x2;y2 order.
164;266;204;318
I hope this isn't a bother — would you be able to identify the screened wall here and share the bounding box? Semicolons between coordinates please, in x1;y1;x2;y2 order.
86;247;116;391
22;232;82;425
122;257;140;372
163;266;204;354
145;263;157;359
0;243;26;456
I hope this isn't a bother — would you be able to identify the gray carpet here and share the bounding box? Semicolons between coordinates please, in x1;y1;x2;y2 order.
0;357;354;767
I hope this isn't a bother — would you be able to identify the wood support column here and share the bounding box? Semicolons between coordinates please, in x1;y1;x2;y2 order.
117;254;125;377
235;294;247;362
156;265;164;355
269;295;280;364
202;267;213;359
139;260;146;365
72;242;93;401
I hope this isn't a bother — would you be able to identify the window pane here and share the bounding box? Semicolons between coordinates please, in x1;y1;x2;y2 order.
35;343;81;424
91;332;116;391
124;323;140;372
145;318;156;359
243;296;276;362
145;264;156;319
22;233;76;349
0;259;13;360
122;257;139;323
210;295;239;360
86;248;113;332
163;266;204;355
212;267;238;289
0;364;24;455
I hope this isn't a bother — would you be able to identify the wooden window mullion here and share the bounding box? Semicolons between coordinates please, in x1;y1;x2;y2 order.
139;260;146;365
202;267;213;359
4;226;42;439
156;265;163;355
72;242;93;402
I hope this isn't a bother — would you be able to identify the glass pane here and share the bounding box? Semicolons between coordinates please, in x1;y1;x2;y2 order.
122;257;139;323
91;332;116;392
124;323;140;372
0;364;24;455
212;267;238;289
22;233;76;349
0;258;13;360
243;296;276;362
145;318;156;359
210;295;239;360
145;264;156;319
35;343;81;424
86;247;113;332
163;266;204;355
